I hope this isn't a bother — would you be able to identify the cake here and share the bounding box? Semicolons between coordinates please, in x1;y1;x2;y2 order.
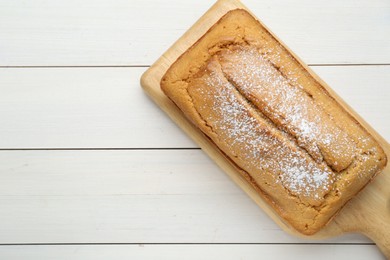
160;9;387;235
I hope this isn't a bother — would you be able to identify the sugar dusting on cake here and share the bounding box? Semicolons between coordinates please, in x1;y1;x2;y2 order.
189;63;333;200
218;46;356;172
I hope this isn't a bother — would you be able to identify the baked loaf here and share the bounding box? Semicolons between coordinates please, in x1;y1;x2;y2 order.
161;9;387;235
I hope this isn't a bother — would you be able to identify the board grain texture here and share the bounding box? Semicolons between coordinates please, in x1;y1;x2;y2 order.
141;0;390;257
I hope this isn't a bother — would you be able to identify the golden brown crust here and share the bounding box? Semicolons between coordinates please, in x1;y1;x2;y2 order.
161;9;387;235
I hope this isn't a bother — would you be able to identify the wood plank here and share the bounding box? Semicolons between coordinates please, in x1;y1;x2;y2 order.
0;245;385;260
0;66;388;148
0;67;195;148
0;150;371;244
0;0;389;66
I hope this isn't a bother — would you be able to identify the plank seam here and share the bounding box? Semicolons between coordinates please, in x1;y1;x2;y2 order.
0;243;376;246
0;148;201;151
1;64;389;69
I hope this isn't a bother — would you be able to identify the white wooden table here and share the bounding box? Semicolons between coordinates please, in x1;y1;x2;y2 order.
0;0;389;259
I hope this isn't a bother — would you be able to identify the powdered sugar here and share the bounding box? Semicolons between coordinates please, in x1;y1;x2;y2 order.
219;47;356;172
189;64;333;200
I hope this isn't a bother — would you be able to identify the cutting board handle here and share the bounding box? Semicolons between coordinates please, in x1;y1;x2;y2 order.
359;190;390;258
361;151;390;258
361;173;390;259
364;221;390;258
337;162;390;258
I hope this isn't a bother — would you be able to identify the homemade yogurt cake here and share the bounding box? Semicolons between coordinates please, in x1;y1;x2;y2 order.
160;9;387;234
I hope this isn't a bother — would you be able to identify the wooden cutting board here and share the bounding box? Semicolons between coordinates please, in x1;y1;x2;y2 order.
140;0;390;257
